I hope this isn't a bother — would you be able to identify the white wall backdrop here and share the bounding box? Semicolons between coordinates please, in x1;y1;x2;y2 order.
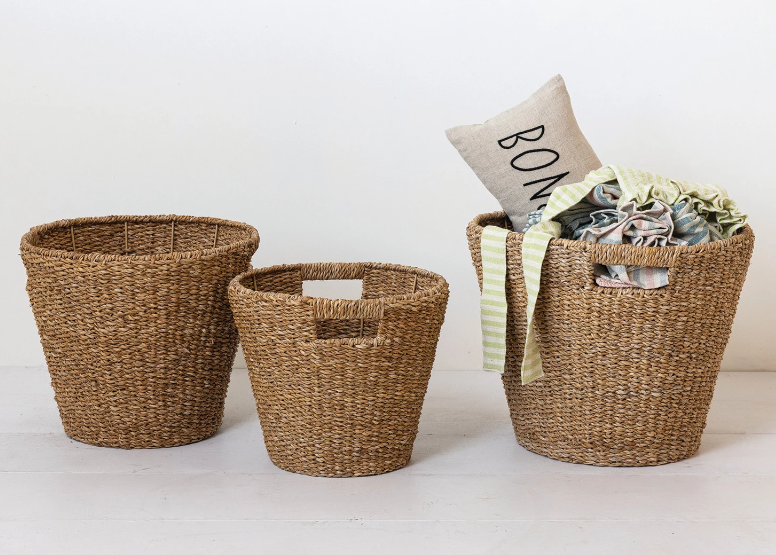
2;0;774;370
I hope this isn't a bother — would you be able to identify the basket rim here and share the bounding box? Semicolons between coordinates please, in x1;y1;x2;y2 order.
229;261;448;307
467;210;754;257
20;214;260;262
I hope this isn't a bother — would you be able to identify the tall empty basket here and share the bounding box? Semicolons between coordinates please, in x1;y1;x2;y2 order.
21;215;259;448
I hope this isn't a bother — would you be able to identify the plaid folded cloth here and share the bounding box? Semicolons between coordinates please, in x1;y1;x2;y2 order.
498;165;747;383
577;200;682;288
672;200;724;244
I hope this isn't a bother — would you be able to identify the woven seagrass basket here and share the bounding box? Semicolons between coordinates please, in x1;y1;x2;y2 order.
21;215;259;449
467;211;754;466
228;262;449;477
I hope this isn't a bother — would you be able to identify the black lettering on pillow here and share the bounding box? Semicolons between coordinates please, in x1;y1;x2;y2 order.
510;148;560;172
523;172;570;200
498;125;544;149
499;125;569;208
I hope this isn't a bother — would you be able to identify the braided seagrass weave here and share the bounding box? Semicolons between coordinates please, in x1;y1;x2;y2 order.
229;262;449;477
467;211;754;466
21;215;259;449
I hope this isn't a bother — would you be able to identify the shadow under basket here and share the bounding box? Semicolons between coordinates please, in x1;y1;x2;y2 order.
467;211;755;466
20;215;259;449
228;262;449;477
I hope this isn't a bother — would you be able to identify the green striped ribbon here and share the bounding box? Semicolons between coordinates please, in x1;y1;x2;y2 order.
480;226;510;372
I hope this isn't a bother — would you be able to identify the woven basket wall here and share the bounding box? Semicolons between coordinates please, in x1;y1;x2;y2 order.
20;215;259;449
467;211;755;466
228;262;449;477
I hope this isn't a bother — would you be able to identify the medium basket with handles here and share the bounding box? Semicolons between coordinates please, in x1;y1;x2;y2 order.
228;262;449;477
20;215;259;449
467;211;755;466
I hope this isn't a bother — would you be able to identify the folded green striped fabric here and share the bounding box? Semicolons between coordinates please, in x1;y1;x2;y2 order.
480;226;510;372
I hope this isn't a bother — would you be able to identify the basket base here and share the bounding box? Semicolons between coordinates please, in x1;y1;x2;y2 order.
514;433;703;467
266;450;414;478
63;424;221;450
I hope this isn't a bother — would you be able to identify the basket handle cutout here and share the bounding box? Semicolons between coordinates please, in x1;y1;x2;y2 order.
589;262;671;291
583;243;682;292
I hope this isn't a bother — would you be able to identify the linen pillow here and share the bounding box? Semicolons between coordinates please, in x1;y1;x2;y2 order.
446;75;601;230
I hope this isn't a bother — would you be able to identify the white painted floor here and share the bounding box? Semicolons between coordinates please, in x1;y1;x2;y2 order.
1;368;774;554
